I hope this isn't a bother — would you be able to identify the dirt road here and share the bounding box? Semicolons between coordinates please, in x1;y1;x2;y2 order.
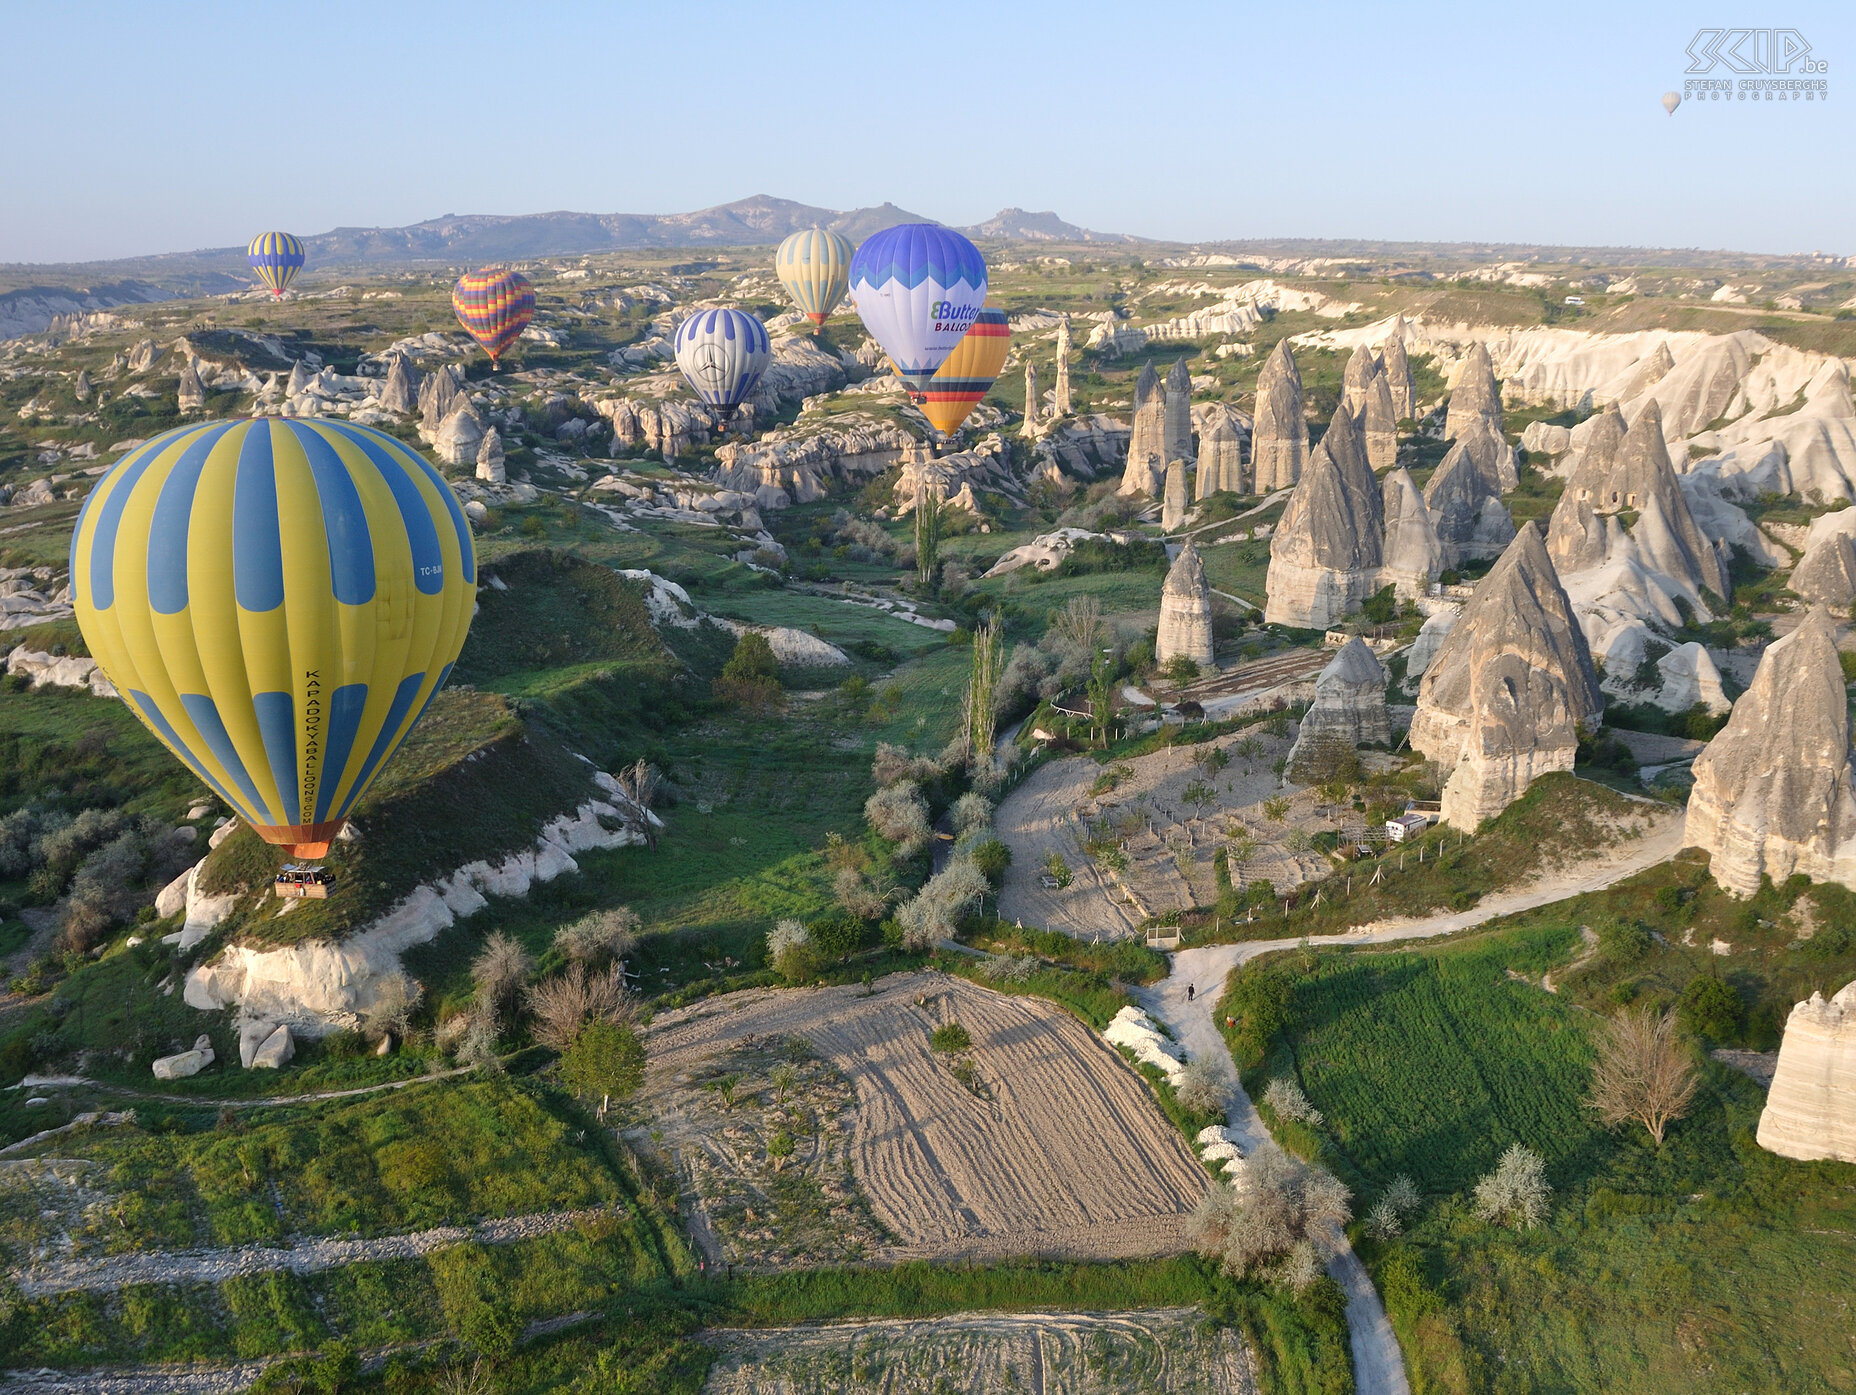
1136;808;1686;1395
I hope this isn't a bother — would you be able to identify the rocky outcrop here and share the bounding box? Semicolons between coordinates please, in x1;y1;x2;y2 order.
1342;345;1380;422
379;354;419;414
1020;361;1040;436
1157;542;1214;670
1263;408;1383;628
1360;370;1398;470
5;646;114;697
1409;523;1603;830
710;420;912;507
1424;435;1516;566
1791;529;1856;608
177;361;206;413
1162;459;1188;532
1684;606;1856;897
1053;315;1073;417
1121;362;1166;497
1406;605;1458;679
1652;641;1731;715
1164;357;1194;463
602;397;711;460
1381;467;1444;598
1757;980;1856;1163
475;427;506;484
152;1035;215;1081
417;364;461;440
73;370;91;402
432;399;485;467
1382;331;1416;423
1197;413;1244;497
1286;637;1390;779
1251;340;1307;493
1445;341;1504;445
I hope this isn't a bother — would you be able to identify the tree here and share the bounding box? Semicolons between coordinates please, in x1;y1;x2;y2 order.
962;619;1004;762
613;760;661;849
1052;594;1103;654
1472;1144;1550;1229
554;907;639;965
471;931;532;1027
1189;1147;1350;1288
714;632;783;713
1182;780;1217;820
1087;647;1118;749
1677;975;1745;1041
1589;1007;1698;1146
768;919;821;984
1174;1058;1226;1115
526;963;631;1050
915;490;943;588
558;1018;646;1102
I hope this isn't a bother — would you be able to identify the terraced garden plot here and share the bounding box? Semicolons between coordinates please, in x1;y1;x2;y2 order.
702;1308;1258;1395
643;972;1208;1265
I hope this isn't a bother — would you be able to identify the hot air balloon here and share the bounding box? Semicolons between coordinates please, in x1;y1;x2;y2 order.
247;232;305;298
1661;91;1682;115
775;229;853;329
921;305;1010;438
849;224;988;399
70;419;476;860
674;307;772;427
452;268;535;368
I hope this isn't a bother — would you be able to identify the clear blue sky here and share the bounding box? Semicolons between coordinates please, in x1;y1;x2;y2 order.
2;0;1850;263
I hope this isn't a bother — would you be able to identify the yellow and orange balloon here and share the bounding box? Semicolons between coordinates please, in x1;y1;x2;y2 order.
919;304;1010;438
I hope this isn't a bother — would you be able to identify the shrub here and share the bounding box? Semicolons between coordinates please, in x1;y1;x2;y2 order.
977;953;1039;983
471;931;532;1023
1263;1077;1322;1127
1677;974;1745;1041
1173;1058;1227;1116
930;1022;972;1053
1596;915;1652;966
968;837;1012;889
526;963;631;1050
714;632;783;712
1163;655;1200;684
554;906;641;965
768;918;821;984
865;781;931;857
1472;1144;1550;1229
809;912;869;958
360;972;423;1043
1190;1148;1351;1288
895;857;988;949
558;1018;646;1102
949;791;993;837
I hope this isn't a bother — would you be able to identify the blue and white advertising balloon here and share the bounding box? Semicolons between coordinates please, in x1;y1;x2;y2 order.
673;308;772;421
848;224;989;398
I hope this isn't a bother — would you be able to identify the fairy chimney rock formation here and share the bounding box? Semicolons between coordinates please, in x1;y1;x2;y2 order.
74;370;92;402
1382;467;1445;597
1342;345;1380;420
1020;361;1040;436
1792;531;1856;609
1445;341;1504;444
475;426;507;484
1053;316;1073;416
1361;370;1399;471
1287;637;1391;779
177;361;206;412
1157;542;1215;670
1757;980;1856;1163
1120;362;1166;497
1546;400;1727;601
1263;407;1384;629
419;364;462;442
1684;606;1856;898
1251;340;1307;493
1382;330;1417;422
1198;413;1244;499
1409;523;1603;830
1164;357;1194;462
1424;436;1516;566
1162;459;1189;532
434;398;485;467
380;354;419;415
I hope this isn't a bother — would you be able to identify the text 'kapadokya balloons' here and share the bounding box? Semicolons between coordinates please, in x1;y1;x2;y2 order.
921;304;1010;437
674;307;772;423
452;268;535;367
248;232;305;297
70;419;477;859
849;224;988;398
775;229;853;328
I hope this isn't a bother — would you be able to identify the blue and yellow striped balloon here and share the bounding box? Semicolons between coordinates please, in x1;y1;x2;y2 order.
247;231;305;297
775;229;853;328
70;419;477;859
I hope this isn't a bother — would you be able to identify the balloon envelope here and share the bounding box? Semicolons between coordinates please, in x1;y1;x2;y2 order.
452;269;535;364
1662;91;1681;114
921;305;1010;437
849;224;988;396
70;419;477;858
247;232;305;297
776;229;853;327
674;308;772;417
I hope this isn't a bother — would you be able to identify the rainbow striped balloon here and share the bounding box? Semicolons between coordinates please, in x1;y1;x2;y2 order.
775;229;853;328
247;231;305;297
452;268;535;366
70;420;477;859
921;305;1010;437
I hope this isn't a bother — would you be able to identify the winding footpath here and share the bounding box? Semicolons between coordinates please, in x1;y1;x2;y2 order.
1135;811;1686;1395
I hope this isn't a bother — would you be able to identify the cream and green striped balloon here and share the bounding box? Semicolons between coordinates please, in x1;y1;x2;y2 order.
775;228;853;328
70;419;476;858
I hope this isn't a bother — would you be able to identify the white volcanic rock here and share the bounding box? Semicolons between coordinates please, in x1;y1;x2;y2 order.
603;396;712;460
1520;421;1571;457
475;427;506;484
710;421;912;507
1342;344;1380;421
1792;530;1856;607
177;361;206;412
432;399;485;467
1381;467;1445;598
1121;362;1166;497
250;1024;295;1070
1162;459;1188;531
1286;637;1390;779
73;370;92;402
983;527;1105;577
1251;340;1307;493
1445;341;1504;445
1405;605;1459;679
1360;369;1398;471
152;1035;215;1081
379;354;419;414
1409;524;1603;830
1423;434;1515;568
5;647;115;698
1757;980;1856;1162
1020;361;1040;436
1653;641;1731;716
715;619;849;667
1684;607;1856;898
1197;413;1244;497
1381;331;1417;423
1263;407;1383;628
1052;315;1073;416
1157;542;1214;669
417;364;461;441
1163;357;1193;463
